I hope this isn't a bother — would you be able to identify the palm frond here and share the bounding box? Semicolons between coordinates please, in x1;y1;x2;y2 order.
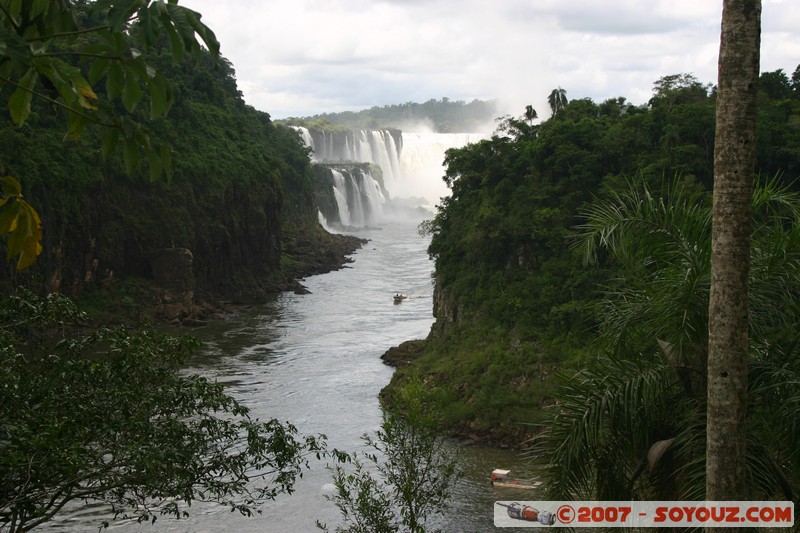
547;177;800;503
575;178;711;269
752;174;800;227
534;354;693;499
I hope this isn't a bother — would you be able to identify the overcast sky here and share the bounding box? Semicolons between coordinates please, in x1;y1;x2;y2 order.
182;0;799;125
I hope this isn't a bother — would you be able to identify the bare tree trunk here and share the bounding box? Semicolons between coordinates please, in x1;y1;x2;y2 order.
706;0;761;507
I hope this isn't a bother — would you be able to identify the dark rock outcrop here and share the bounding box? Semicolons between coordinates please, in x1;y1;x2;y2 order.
380;339;427;367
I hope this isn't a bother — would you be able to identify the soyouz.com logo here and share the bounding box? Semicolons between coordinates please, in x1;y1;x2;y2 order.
493;501;795;528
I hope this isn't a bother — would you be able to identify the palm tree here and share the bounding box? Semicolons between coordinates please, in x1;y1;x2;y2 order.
524;105;538;126
706;0;762;503
547;87;568;117
532;178;800;502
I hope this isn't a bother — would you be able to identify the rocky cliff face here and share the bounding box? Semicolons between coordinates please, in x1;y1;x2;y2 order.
430;274;464;335
12;176;283;301
3;163;361;314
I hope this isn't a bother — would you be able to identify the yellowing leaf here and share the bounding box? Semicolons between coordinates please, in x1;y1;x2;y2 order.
71;72;99;110
0;178;43;270
79;85;98;100
3;198;42;270
0;201;21;234
77;92;99;110
15;204;42;271
1;175;23;196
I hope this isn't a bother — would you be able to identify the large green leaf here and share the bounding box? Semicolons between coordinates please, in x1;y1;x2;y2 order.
121;71;143;112
33;56;66;91
106;61;124;99
101;128;120;159
8;73;35;126
107;0;142;32
122;140;140;173
161;20;185;62
148;72;171;119
0;27;32;69
165;3;199;53
28;0;52;20
4;0;23;22
88;58;110;85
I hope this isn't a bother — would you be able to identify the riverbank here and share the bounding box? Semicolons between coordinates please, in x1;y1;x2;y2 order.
78;226;366;326
380;336;544;450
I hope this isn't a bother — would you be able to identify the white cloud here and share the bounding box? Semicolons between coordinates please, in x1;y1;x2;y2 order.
182;0;800;122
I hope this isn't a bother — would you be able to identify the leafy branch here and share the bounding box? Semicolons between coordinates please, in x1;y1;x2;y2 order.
0;0;220;269
0;73;114;128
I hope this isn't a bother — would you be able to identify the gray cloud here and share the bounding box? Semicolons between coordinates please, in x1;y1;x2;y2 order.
183;0;800;121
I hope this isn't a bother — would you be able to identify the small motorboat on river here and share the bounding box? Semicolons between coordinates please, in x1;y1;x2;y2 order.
393;293;408;303
491;469;542;490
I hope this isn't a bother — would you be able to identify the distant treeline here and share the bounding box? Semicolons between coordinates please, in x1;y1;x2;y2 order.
285;98;498;133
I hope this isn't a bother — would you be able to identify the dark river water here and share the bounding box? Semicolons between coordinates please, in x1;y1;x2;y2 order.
52;216;538;533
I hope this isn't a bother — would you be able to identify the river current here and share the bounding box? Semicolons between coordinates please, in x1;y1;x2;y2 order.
52;215;537;533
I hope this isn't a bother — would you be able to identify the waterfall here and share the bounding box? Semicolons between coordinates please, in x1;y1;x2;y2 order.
362;168;385;223
330;170;351;227
290;126;314;150
293;126;486;223
328;167;385;228
346;171;366;226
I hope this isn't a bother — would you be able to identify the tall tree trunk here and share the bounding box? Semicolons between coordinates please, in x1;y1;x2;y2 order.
706;0;761;506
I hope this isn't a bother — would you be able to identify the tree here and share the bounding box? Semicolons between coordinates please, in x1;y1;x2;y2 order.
0;0;219;268
0;291;330;532
649;74;711;113
494;106;538;140
759;69;793;100
318;378;460;533
706;0;761;505
535;179;800;502
524;104;537;125
547;87;567;117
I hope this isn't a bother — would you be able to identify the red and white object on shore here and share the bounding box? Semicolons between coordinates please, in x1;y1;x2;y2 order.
491;469;543;490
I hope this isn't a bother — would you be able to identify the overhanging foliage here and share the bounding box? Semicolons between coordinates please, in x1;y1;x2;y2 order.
0;291;330;531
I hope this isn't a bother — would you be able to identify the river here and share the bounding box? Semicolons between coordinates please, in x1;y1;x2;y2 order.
52;215;538;533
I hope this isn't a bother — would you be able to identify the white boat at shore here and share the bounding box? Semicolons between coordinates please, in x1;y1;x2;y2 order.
490;468;542;490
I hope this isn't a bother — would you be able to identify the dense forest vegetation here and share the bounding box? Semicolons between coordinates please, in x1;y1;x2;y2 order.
286;97;497;133
385;68;800;501
0;7;361;317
